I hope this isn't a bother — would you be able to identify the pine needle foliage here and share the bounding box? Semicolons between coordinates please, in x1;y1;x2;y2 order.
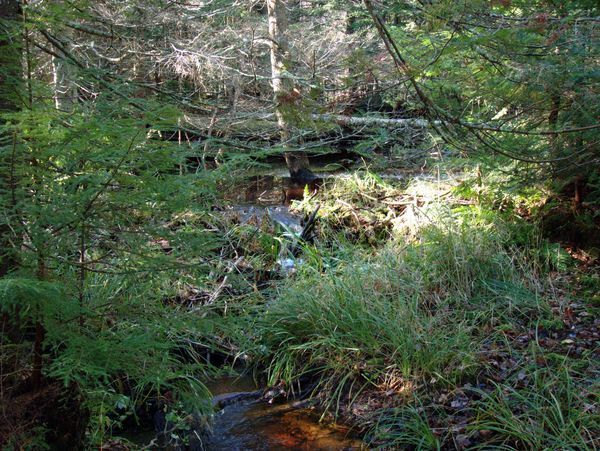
0;83;223;445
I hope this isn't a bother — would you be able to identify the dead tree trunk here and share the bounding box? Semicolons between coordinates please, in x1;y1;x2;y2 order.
266;0;314;182
52;53;77;111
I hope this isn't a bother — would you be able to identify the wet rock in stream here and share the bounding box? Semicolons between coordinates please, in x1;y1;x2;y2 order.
227;205;304;235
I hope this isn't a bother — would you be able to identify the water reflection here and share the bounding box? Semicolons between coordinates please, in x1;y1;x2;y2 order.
228;175;322;206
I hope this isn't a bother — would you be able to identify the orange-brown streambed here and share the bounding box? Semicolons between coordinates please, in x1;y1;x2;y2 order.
204;377;364;450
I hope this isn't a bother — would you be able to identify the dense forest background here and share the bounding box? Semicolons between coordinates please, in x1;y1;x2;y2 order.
1;0;598;449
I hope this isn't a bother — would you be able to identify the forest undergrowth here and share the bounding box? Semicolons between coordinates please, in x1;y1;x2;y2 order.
2;156;599;450
2;0;599;448
241;168;600;450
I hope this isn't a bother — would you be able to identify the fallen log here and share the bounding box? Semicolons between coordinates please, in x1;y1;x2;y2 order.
183;112;432;135
307;113;431;128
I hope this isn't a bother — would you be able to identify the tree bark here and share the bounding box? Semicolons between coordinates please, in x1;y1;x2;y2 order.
0;0;21;112
266;0;313;182
0;0;22;276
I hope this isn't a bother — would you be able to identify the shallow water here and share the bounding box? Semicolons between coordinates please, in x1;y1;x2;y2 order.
225;174;322;207
120;377;364;450
204;377;364;451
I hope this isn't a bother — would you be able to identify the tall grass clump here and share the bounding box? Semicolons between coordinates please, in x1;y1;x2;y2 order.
470;367;599;450
261;205;552;402
365;405;442;450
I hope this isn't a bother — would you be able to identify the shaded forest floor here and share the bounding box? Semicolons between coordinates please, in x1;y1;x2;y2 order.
210;164;599;450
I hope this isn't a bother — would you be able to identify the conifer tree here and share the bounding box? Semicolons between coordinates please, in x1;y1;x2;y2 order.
0;0;21;276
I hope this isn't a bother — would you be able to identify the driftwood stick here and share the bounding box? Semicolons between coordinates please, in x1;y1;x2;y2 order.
300;204;321;241
282;204;321;260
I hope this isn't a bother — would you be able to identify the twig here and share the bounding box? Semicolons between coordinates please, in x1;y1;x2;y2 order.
299;204;320;241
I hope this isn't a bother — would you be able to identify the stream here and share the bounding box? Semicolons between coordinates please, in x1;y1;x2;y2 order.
121;376;364;450
203;377;364;450
203;170;363;449
123;161;428;450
